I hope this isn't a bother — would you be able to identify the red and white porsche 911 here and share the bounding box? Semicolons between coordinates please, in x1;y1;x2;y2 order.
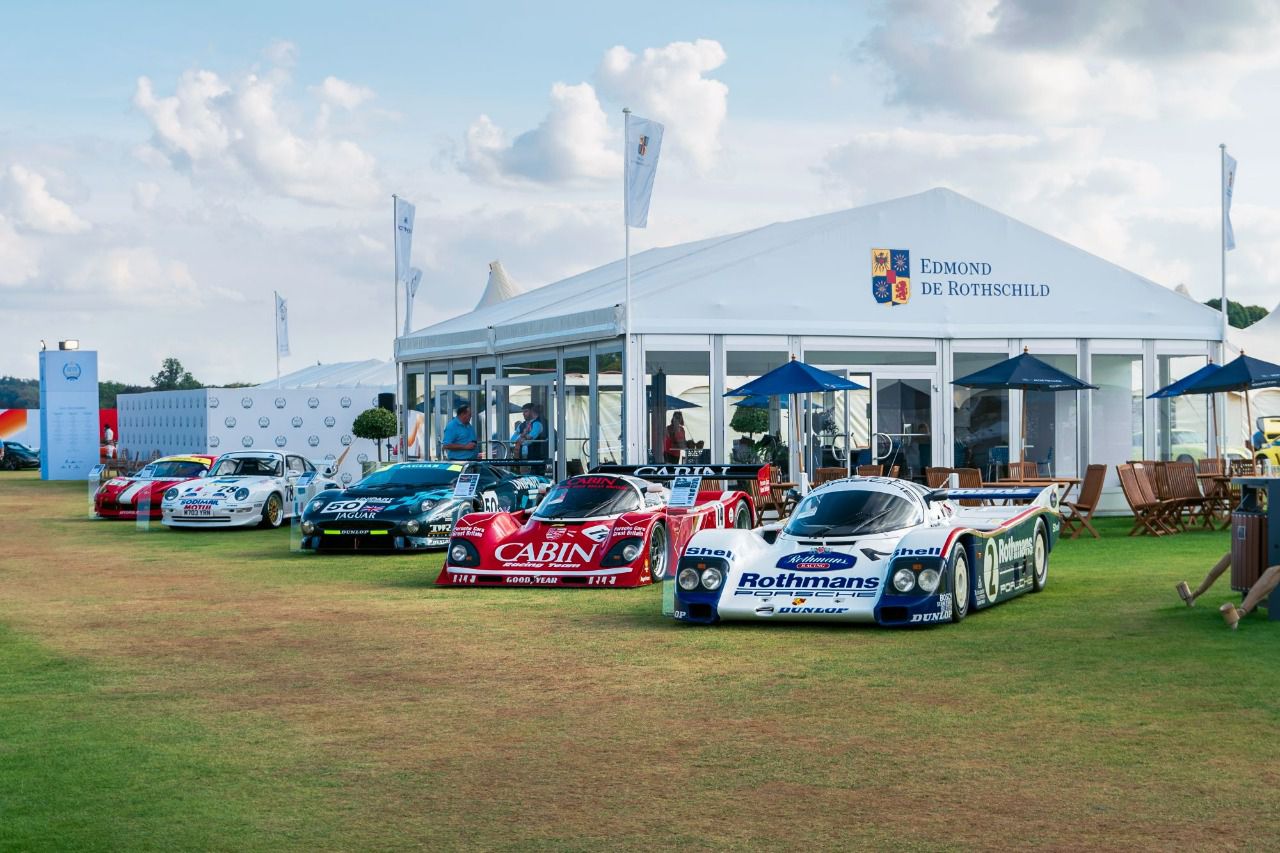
93;455;217;520
437;464;768;588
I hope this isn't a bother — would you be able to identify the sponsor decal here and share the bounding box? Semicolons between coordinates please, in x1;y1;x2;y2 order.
241;397;253;409
581;524;610;543
632;465;735;478
494;541;598;566
62;361;82;380
612;525;648;539
779;606;849;614
909;593;954;624
983;540;999;603
685;546;735;561
274;397;286;409
181;502;215;511
736;572;879;594
258;416;270;428
224;416;237;428
565;476;628;490
453;526;486;538
307;397;319;409
324;416;336;428
892;546;942;558
776;551;857;571
291;416;303;428
545;526;569;541
320;498;392;515
996;535;1034;566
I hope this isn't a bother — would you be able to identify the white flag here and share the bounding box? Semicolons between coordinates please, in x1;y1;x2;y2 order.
275;292;290;357
402;267;423;336
394;196;415;277
1224;153;1238;251
625;115;664;228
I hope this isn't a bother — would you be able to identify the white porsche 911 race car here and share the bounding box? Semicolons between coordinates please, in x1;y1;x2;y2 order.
160;450;339;529
672;476;1061;627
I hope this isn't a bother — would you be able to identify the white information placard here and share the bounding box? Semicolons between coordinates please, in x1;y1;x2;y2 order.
40;350;100;480
453;473;480;499
668;476;702;508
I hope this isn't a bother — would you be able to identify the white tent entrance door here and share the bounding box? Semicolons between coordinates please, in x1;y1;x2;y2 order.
807;367;861;477
434;384;486;461
485;375;559;480
871;370;938;481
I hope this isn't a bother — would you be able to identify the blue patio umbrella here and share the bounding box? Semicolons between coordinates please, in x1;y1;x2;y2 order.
952;349;1096;464
646;389;701;410
1182;354;1280;454
1148;362;1221;399
724;359;865;481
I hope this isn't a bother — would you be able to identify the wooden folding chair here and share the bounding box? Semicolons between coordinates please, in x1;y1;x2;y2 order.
1116;464;1169;536
1062;464;1105;539
888;465;901;478
1132;463;1179;534
813;466;846;486
925;467;953;488
1008;460;1039;480
856;464;883;477
1167;461;1215;529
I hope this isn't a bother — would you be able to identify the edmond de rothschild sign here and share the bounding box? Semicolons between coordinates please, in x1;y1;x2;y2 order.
872;248;1052;306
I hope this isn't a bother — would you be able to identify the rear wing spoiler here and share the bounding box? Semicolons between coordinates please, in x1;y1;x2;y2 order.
925;485;1061;509
470;459;551;470
591;463;771;484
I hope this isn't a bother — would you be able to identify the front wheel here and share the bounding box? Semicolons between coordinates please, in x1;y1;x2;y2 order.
1031;521;1049;592
260;493;284;529
732;501;752;529
648;523;670;581
949;543;970;623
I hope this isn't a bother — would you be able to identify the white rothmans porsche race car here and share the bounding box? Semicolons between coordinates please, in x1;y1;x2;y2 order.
161;450;339;529
672;475;1061;627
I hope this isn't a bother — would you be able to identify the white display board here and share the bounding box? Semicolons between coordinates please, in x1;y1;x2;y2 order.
118;387;389;487
39;350;101;480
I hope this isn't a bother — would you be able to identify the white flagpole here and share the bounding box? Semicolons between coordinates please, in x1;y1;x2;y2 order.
1219;144;1228;457
393;194;400;349
623;107;635;464
273;289;281;388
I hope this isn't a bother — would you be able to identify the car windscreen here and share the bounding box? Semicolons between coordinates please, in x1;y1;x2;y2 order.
139;460;208;479
784;488;921;538
358;464;461;489
209;456;282;477
534;477;641;519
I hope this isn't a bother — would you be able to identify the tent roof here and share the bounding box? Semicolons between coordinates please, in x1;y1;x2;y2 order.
1229;301;1280;362
398;187;1223;361
260;359;394;390
475;260;524;309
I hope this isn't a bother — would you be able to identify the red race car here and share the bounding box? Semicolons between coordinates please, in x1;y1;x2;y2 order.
437;464;768;588
94;454;216;520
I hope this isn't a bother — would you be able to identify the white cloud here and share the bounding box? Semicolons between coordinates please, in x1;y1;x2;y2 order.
133;181;160;211
0;214;40;286
133;51;381;207
460;39;731;183
463;82;614;184
857;0;1280;121
5;164;90;233
596;39;729;171
315;76;374;109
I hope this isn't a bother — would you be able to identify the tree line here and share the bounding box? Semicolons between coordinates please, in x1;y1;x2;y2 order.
0;358;254;409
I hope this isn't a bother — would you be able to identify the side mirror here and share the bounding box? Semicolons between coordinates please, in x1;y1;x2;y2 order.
646;482;665;494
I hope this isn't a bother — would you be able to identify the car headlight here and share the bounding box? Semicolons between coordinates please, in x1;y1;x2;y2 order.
701;568;724;591
601;537;644;567
404;520;420;534
678;567;701;590
918;568;941;593
893;567;916;593
301;521;315;535
621;542;642;562
420;499;436;513
308;499;326;512
449;542;480;566
164;487;178;501
234;487;250;501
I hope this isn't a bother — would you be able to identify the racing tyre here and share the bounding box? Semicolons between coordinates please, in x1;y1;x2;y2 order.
732;501;752;529
1031;521;1049;593
948;543;970;623
648;523;670;581
260;493;284;529
0;457;15;471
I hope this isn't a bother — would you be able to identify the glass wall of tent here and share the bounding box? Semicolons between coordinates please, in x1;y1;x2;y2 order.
398;335;1216;497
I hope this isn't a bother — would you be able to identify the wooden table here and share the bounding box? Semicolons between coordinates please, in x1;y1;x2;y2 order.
1197;473;1234;523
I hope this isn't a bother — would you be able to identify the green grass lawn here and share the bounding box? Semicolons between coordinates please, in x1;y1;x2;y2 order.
2;470;1280;851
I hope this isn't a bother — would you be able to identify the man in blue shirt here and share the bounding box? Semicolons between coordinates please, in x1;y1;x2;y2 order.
510;403;545;459
442;403;478;460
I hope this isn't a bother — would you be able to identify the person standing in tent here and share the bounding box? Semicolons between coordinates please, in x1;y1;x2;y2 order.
510;404;546;460
663;412;687;463
441;403;478;461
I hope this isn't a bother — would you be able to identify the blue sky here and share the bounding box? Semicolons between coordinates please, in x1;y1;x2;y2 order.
3;1;1280;384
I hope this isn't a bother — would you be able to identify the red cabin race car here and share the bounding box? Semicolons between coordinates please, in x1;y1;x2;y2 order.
437;464;769;588
94;454;216;520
